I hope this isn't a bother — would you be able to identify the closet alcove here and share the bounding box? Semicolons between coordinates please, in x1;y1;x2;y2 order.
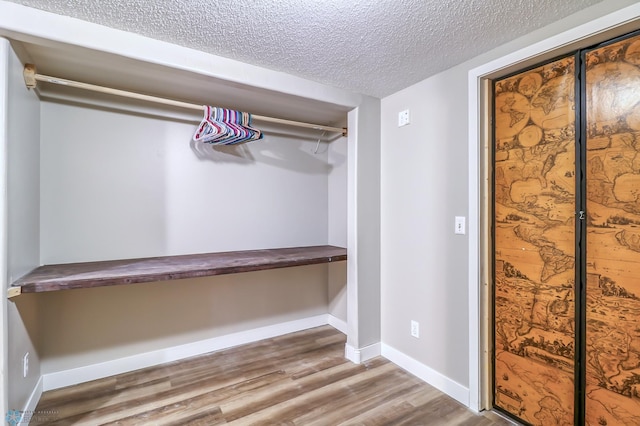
2;29;358;409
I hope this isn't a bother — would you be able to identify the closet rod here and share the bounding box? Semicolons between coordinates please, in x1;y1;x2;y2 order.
23;64;347;136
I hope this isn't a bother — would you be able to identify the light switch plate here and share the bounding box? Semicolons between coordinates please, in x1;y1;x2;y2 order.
455;216;466;235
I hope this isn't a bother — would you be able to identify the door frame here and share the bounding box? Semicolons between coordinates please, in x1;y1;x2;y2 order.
467;4;640;412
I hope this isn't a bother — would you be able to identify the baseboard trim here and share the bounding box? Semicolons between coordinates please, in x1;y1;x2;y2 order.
19;375;43;425
327;315;347;334
345;341;381;364
42;314;329;391
382;343;470;408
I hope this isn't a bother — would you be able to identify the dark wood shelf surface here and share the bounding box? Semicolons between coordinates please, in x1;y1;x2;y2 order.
9;245;347;297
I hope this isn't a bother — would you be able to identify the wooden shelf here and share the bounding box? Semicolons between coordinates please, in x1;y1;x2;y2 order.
8;245;347;298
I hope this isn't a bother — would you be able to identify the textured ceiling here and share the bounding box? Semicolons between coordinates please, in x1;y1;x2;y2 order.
6;0;606;98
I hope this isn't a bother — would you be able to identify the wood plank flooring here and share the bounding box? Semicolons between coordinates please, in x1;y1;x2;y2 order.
33;326;515;425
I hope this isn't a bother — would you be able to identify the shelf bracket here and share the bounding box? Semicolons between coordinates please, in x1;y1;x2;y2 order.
23;63;37;89
7;286;22;299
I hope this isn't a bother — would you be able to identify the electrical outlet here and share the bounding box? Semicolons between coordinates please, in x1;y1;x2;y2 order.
398;109;410;127
23;352;29;378
411;320;420;338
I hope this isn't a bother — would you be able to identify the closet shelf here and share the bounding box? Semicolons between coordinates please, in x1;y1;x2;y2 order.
7;245;347;298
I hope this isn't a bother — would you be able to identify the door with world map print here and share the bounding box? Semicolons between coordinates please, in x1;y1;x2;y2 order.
584;33;640;426
493;56;577;425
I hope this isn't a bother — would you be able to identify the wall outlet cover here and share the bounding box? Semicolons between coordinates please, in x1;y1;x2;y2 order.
398;109;410;127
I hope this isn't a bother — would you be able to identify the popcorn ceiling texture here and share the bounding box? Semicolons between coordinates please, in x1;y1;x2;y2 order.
7;0;604;98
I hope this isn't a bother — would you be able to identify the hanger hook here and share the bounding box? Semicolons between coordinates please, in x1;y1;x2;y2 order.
314;131;326;154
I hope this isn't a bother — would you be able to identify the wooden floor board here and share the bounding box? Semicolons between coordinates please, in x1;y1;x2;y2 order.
33;326;516;425
227;362;399;425
107;392;225;425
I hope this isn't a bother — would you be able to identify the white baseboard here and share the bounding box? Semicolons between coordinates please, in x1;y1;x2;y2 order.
20;375;42;425
382;343;470;408
345;341;381;364
327;315;347;334
43;314;329;391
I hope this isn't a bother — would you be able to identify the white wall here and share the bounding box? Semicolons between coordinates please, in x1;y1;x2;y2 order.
0;36;9;421
40;101;332;263
346;98;381;360
328;137;348;248
35;97;342;377
2;38;41;413
328;136;347;324
38;265;329;374
381;0;640;408
382;64;470;386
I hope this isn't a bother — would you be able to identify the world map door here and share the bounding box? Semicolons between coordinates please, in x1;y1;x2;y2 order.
584;33;640;426
493;55;577;425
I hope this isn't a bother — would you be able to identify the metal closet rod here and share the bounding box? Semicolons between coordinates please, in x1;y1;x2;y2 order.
22;64;347;136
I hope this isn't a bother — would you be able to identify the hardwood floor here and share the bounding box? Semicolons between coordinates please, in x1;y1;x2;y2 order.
33;326;515;425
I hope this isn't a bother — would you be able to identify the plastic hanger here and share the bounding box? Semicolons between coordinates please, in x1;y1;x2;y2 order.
193;106;264;145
